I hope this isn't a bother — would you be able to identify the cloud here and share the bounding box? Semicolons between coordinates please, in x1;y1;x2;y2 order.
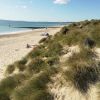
15;5;27;9
54;0;70;4
22;5;27;9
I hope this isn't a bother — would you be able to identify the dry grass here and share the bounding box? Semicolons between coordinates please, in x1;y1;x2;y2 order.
1;19;100;100
64;48;99;93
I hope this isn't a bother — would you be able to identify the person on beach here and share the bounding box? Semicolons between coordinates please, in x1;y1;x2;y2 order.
26;44;31;48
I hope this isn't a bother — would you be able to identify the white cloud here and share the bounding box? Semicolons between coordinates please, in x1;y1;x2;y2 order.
22;5;27;9
54;0;70;4
15;5;27;9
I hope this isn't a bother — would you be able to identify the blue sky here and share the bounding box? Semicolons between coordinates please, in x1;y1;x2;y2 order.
0;0;100;22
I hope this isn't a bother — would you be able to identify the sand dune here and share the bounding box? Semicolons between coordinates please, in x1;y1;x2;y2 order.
0;27;61;79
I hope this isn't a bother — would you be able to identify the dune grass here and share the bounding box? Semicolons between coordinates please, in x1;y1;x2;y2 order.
12;71;54;100
46;56;59;66
64;48;99;93
0;19;100;100
45;41;63;57
6;64;15;75
0;73;30;100
27;45;46;59
27;57;47;73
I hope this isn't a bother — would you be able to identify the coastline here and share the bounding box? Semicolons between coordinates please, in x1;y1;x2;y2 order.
0;27;61;80
0;26;62;38
0;29;32;37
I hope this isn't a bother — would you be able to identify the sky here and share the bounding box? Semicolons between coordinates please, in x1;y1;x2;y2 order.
0;0;100;22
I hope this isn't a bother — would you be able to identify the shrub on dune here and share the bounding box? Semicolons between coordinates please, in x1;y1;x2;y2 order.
27;45;45;59
60;26;69;35
90;28;100;47
45;42;63;57
18;58;27;65
14;58;27;71
6;64;15;75
0;76;18;95
64;63;99;93
0;73;29;99
64;49;99;93
27;57;47;73
66;48;96;67
0;92;10;100
12;72;52;100
14;61;26;72
46;56;59;66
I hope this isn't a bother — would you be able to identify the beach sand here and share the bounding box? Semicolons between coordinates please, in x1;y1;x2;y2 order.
0;27;61;79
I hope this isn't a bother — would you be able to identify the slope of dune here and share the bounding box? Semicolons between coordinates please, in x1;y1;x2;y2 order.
0;20;100;100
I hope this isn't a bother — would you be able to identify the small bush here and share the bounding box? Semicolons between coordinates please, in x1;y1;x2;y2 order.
60;26;69;35
27;45;45;59
18;58;27;65
0;92;10;100
90;29;100;47
6;64;15;74
65;63;99;93
45;42;63;57
83;37;96;49
66;48;96;67
12;72;51;100
27;58;47;73
64;49;99;93
46;56;59;66
14;61;26;72
0;76;18;95
0;73;29;99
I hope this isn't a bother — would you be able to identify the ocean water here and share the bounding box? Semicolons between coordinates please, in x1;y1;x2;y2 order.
0;26;29;35
0;21;69;35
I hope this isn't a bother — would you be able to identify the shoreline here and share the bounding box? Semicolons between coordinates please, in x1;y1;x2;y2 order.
0;27;61;80
0;26;62;38
0;29;33;38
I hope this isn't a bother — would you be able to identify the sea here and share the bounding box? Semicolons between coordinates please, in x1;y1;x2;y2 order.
0;20;70;35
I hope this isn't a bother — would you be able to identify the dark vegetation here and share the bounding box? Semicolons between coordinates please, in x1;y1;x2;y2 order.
0;19;100;100
64;48;99;93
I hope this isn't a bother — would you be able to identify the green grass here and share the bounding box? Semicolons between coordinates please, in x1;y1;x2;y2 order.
45;41;63;57
66;48;96;67
11;71;53;100
27;57;47;73
6;64;15;75
90;28;100;47
14;61;26;72
46;56;59;66
59;26;69;35
26;45;46;59
0;73;30;99
0;92;10;100
53;20;100;47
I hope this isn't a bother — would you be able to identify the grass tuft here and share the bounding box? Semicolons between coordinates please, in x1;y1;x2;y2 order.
6;64;15;75
64;48;99;93
12;71;52;100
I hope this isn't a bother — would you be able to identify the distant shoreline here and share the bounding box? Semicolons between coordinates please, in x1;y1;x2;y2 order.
0;25;64;38
13;26;63;29
0;27;62;38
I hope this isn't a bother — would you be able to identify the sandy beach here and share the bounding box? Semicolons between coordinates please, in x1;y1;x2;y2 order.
0;27;61;79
